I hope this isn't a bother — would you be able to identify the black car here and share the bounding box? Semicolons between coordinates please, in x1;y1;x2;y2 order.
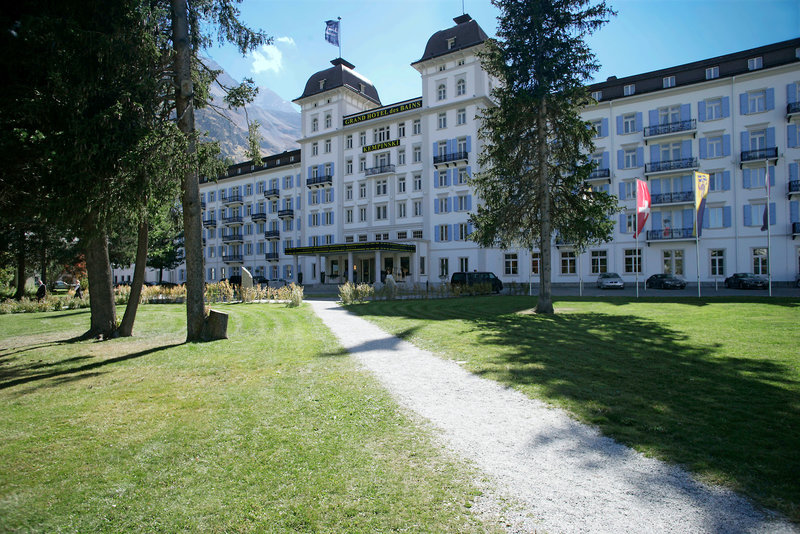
724;273;768;289
645;273;687;289
227;275;242;286
450;272;503;293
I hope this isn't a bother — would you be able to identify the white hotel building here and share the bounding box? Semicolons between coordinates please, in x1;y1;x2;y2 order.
119;15;800;287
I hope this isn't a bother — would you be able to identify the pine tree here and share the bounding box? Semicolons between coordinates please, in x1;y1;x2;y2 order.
471;0;618;314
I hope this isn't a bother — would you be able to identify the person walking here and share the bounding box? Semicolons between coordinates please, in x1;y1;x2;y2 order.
35;279;46;301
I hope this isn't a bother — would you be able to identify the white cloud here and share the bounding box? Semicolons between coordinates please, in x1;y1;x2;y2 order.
251;45;283;74
276;36;295;46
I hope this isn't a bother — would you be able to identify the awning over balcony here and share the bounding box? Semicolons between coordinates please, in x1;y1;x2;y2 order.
285;242;416;256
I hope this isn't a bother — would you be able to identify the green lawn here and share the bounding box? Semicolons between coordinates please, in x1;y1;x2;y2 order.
0;304;492;533
349;296;800;522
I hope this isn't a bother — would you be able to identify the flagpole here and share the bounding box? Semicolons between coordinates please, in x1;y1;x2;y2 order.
695;232;701;297
766;160;772;297
635;229;639;298
338;17;342;58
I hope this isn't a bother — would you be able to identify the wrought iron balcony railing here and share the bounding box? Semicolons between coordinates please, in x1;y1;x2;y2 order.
251;212;267;222
365;164;396;176
643;119;696;138
222;254;243;263
792;222;800;234
264;188;279;199
645;157;697;174
202;218;217;227
741;147;778;162
222;234;244;243
264;230;280;240
646;227;695;241
588;168;610;180
221;215;243;225
433;151;469;165
789;180;800;193
278;209;294;219
222;193;243;204
265;252;279;261
306;175;333;188
787;102;800;115
651;191;694;205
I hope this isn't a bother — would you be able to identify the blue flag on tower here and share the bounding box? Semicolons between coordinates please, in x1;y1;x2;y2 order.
325;20;340;47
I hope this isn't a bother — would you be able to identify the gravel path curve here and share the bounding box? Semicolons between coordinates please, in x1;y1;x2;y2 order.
307;299;797;534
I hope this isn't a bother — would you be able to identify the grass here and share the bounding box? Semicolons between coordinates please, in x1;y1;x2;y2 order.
0;304;493;533
348;295;800;522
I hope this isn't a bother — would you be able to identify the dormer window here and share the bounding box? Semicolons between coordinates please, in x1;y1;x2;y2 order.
359;83;365;93
447;37;456;50
319;79;326;90
748;56;763;70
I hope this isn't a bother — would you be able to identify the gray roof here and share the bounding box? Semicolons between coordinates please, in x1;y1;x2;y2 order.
413;14;488;65
294;58;381;105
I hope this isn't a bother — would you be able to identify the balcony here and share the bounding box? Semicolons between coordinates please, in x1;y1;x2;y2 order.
278;209;294;219
222;233;244;243
789;180;800;197
365;164;396;177
264;188;279;199
202;218;217;228
264;230;280;240
651;190;694;206
646;227;695;242
200;200;206;209
222;193;243;206
643;119;696;142
788;102;800;121
645;157;698;175
587;168;610;181
251;212;267;222
433;151;469;167
221;215;243;226
265;252;279;262
741;146;778;164
307;175;333;188
792;222;800;239
222;254;244;264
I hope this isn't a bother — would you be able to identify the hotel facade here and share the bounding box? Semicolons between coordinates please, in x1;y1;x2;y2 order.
116;15;800;287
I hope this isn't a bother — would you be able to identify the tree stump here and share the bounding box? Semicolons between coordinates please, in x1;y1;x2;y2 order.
203;309;228;340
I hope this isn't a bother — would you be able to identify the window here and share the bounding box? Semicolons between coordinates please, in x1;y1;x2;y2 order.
457;108;466;125
376;179;387;196
359;182;367;198
311;167;319;179
660;141;681;161
397;231;407;240
591;250;607;274
311;117;318;132
437;197;448;213
359;156;366;172
456;168;468;185
459;257;469;272
749;129;767;151
439;225;449;241
705;66;719;80
659;105;680;125
456;195;468;211
398;176;406;193
747;90;766;113
413;230;423;239
311;142;318;156
457;137;467;154
437;83;446;100
398;149;406;166
345;208;353;223
438;64;446;72
346;135;353;149
439;257;449;277
663;76;675;89
209;191;215;202
591;91;602;101
458;223;469;240
359;131;366;146
324;139;331;153
324;187;333;203
310;213;320;226
397;201;406;218
414;174;422;191
346;158;353;174
622;113;636;133
706;136;723;158
413;146;421;163
561;251;576;274
358;234;367;242
375;205;387;220
438;170;448;187
398;122;405;137
505;253;518;275
345;184;353;200
706;98;722;120
531;252;540;275
447;37;456;50
710;249;725;277
456;78;466;96
373;126;390;143
359;207;367;222
324;113;331;128
413;200;422;216
624;248;641;274
624;148;638;168
707;206;723;228
438;112;447;129
245;184;252;196
623;84;635;96
748;57;763;71
625;213;637;234
413;119;421;135
709;171;724;191
590;119;602;138
662;249;684;275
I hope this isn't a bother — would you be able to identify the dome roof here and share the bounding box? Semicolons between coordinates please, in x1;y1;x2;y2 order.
413;14;488;65
294;58;381;105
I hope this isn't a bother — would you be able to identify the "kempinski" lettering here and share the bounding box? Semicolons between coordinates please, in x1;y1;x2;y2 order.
361;139;400;153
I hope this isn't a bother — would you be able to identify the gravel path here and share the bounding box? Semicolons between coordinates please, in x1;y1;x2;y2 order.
307;299;797;534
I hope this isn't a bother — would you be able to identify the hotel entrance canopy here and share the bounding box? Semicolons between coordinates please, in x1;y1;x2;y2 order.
284;242;416;256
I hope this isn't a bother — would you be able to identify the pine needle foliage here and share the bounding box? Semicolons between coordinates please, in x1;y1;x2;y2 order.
472;0;618;313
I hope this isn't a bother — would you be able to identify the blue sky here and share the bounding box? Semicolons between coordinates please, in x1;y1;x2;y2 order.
206;0;800;109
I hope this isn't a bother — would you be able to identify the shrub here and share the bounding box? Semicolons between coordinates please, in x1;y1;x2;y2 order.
287;283;303;307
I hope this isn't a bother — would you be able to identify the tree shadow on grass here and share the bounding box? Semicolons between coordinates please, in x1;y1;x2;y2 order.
351;297;800;521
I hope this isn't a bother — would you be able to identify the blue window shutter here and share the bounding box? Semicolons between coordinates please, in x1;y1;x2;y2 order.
648;109;658;126
467;222;474;235
466;135;472;153
766;88;775;111
723;206;732;227
617;149;624;170
434;199;439;214
739;93;748;114
446;197;452;213
449;224;454;241
790;200;799;223
434;225;440;242
307;191;312;204
307;166;312;179
788;124;799;148
466;195;472;210
723;171;731;190
602;152;609;170
743;168;751;189
652;211;662;231
450;139;458;154
465;165;472;181
330;162;334;175
619;213;628;232
702;208;709;229
680;104;691;121
698;101;706;122
681;175;692;192
602;183;610;193
682;208;693;229
431;142;438;156
330;212;334;225
681;140;691;158
743;205;752;226
635;112;643;132
618;182;626;200
699;138;707;159
769;203;776;226
445;169;452;186
651;179;661;195
723;135;731;156
297;195;301;208
722;96;730;118
769;166;775;186
600;118;608;137
650;145;660;163
740;131;749;152
636;147;644;167
766;127;775;148
789;163;799;182
789;84;798;104
616;116;623;135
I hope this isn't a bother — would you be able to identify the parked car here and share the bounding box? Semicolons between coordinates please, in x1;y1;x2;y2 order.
253;275;268;287
227;275;242;286
52;280;69;290
645;273;687;289
796;274;800;288
596;272;624;289
724;272;768;289
450;271;503;293
155;281;180;288
267;278;288;288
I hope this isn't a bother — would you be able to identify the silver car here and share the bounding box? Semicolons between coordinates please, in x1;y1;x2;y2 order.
597;272;624;289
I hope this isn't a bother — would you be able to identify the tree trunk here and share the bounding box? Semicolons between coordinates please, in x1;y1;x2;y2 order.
536;100;554;314
40;242;47;287
85;232;117;338
171;0;210;342
117;220;148;337
14;229;26;300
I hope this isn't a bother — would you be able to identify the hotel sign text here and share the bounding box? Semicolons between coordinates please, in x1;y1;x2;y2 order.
362;139;400;153
343;98;422;126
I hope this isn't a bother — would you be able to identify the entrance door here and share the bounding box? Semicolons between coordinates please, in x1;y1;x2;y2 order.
359;258;374;283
